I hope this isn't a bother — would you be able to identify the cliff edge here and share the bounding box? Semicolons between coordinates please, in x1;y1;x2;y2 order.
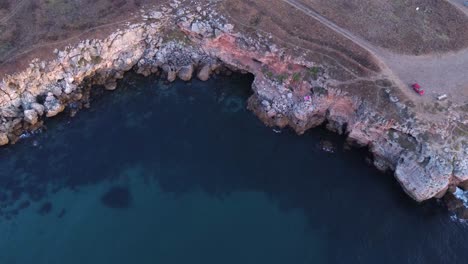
0;0;466;203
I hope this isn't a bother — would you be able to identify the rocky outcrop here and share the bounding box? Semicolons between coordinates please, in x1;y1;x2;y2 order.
23;109;38;125
0;133;8;145
176;5;467;202
178;64;194;81
0;1;466;203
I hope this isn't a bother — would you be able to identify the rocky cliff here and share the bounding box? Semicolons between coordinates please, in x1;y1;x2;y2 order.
0;0;466;203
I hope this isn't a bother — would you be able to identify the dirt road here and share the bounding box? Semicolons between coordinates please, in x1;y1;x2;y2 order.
0;0;28;25
447;0;468;16
282;0;468;104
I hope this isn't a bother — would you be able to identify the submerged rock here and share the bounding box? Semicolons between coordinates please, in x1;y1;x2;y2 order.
58;209;67;218
101;186;132;209
104;81;118;91
38;202;53;215
319;140;336;154
444;188;468;220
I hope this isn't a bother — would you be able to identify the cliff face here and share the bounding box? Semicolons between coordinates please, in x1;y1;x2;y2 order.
0;1;466;203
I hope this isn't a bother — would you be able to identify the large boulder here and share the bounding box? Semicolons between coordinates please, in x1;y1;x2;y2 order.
149;11;163;20
197;64;211;81
104;81;117;90
30;103;45;116
162;64;177;82
64;82;77;94
177;65;194;81
167;70;177;82
44;93;65;117
0;133;8;146
24;109;38;125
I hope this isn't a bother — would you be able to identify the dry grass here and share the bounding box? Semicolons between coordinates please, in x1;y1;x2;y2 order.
222;0;381;79
299;0;468;55
0;0;164;74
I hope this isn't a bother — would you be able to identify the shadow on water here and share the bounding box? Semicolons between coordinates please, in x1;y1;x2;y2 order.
0;72;466;263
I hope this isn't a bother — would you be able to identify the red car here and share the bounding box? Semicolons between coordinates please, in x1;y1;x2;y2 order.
412;83;425;96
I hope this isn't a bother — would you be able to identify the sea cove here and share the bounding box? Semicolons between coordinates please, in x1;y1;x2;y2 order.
0;74;466;263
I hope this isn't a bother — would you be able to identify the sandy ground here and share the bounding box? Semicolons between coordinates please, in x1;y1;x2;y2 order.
380;48;468;104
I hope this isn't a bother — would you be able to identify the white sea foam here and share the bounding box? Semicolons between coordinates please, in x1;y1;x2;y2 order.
454;187;468;207
450;214;468;225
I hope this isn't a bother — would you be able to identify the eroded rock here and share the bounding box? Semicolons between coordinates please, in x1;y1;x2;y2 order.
30;103;45;116
44;93;65;117
177;64;194;81
24;109;39;125
0;133;8;146
197;64;211;81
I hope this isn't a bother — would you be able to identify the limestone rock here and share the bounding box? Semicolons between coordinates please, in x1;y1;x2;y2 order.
149;11;163;19
21;92;37;107
197;64;211;81
104;82;117;91
30;103;45;116
49;84;63;97
177;65;194;81
223;24;234;32
293;105;308;121
191;22;203;34
167;70;177;82
190;21;212;36
0;133;8;146
24;109;39;125
44;94;65;117
64;82;77;94
0;106;20;118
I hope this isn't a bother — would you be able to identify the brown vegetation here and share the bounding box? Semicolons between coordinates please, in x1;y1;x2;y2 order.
222;0;381;79
298;0;468;55
0;0;163;74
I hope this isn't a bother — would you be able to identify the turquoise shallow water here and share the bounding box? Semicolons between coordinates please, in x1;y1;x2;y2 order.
0;73;467;263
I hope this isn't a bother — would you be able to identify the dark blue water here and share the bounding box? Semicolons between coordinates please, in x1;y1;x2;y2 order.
0;73;467;263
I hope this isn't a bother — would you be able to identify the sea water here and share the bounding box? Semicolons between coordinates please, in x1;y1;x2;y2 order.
0;73;466;264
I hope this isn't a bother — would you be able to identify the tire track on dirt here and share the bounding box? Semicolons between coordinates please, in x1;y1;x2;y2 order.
0;0;28;25
280;0;424;100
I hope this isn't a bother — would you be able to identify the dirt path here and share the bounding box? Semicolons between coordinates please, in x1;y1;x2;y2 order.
0;0;28;25
282;0;468;104
0;16;139;68
281;0;378;55
447;0;468;16
281;0;417;97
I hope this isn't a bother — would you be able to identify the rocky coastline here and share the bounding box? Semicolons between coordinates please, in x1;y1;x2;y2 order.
0;1;466;206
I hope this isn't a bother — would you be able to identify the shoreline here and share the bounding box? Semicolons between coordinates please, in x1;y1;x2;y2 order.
0;1;466;206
